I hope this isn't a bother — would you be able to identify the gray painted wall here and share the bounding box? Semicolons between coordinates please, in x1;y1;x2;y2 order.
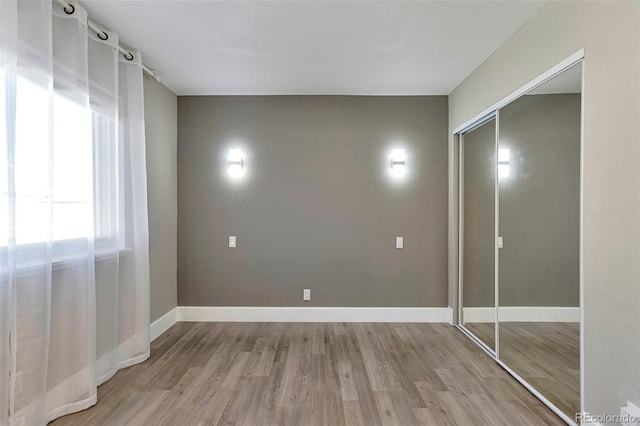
177;96;448;307
462;118;496;308
448;0;640;415
463;94;581;308
499;94;580;308
144;76;178;322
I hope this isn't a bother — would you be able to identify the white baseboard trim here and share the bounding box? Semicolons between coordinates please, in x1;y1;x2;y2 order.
148;306;452;340
177;306;452;323
621;401;640;426
150;307;178;341
463;306;580;323
575;404;640;426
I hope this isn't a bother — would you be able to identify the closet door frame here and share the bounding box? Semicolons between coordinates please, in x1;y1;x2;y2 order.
453;49;585;426
457;112;498;358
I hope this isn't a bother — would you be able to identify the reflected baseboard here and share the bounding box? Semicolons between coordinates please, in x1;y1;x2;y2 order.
463;306;580;323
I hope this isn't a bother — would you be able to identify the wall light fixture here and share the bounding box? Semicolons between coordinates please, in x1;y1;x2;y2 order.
228;148;244;177
391;148;406;178
498;148;510;179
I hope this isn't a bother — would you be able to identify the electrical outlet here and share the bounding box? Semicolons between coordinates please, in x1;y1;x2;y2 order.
303;289;311;301
229;236;236;248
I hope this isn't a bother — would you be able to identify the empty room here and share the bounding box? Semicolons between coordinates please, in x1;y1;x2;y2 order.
1;0;639;425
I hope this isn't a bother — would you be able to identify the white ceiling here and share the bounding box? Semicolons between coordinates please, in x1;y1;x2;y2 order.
83;0;546;96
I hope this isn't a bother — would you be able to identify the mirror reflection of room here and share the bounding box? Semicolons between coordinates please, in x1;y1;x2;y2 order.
461;118;497;351
498;63;582;418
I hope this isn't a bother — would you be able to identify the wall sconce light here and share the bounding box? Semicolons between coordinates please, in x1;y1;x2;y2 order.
228;148;244;177
498;148;510;179
391;148;406;178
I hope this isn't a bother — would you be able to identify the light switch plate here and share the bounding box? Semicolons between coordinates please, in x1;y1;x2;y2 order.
303;289;311;301
396;237;404;249
229;236;236;248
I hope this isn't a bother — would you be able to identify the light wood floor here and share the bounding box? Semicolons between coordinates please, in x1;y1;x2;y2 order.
466;322;580;418
465;323;495;351
51;322;565;425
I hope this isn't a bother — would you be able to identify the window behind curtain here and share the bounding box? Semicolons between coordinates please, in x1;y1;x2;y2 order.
0;70;121;247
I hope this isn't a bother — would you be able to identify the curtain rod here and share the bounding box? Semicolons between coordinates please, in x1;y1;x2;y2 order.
54;0;160;81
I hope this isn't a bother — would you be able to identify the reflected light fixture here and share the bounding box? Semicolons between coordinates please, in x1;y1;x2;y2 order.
391;148;406;178
498;148;510;179
228;148;244;177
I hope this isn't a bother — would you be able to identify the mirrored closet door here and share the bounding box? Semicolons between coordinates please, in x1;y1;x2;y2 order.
458;58;582;423
460;117;497;352
498;62;582;419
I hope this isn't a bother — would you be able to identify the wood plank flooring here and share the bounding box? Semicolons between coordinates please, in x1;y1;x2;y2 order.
466;322;580;418
464;323;495;351
51;322;565;425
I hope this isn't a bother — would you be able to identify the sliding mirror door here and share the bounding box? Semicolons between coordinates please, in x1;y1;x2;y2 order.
460;117;497;352
497;63;582;418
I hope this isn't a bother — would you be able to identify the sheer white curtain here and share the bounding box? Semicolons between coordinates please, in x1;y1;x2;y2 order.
0;1;150;424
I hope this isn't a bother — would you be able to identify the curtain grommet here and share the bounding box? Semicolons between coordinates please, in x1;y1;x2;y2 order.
124;52;134;61
97;31;108;41
63;3;75;14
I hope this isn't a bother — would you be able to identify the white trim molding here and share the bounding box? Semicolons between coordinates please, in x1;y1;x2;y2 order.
177;306;452;323
149;307;452;341
150;307;178;341
452;49;585;134
621;402;640;426
463;306;580;323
